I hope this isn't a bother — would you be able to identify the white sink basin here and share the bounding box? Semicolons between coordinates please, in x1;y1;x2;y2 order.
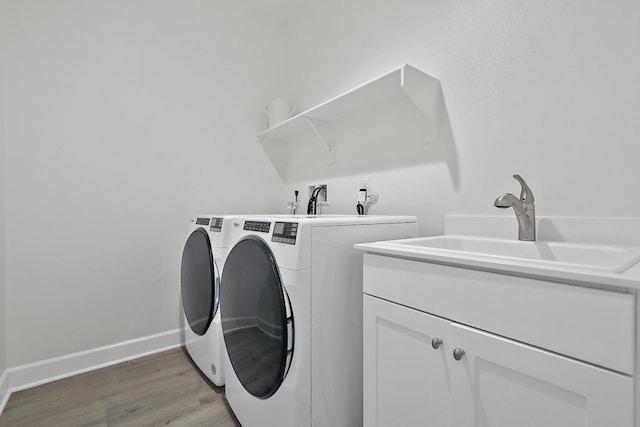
378;235;640;273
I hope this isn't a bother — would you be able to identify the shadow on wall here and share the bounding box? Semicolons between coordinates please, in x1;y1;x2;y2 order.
260;85;459;187
439;87;459;189
537;218;565;242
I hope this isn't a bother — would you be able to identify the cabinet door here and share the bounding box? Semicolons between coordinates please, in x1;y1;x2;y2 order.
363;295;451;427
450;323;634;427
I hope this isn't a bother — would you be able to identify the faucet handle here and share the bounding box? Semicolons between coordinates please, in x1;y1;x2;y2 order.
513;174;534;203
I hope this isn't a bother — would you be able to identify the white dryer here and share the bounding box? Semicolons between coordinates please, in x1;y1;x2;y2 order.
220;215;418;426
180;215;234;386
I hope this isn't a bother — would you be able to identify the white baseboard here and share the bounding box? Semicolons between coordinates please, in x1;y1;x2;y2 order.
0;328;182;416
0;370;9;416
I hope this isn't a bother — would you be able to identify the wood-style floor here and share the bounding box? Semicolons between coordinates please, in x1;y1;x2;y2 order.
0;348;241;427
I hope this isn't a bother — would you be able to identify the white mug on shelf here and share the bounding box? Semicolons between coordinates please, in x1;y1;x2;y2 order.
265;98;295;128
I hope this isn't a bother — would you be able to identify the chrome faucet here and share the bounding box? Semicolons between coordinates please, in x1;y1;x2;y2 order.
494;174;536;241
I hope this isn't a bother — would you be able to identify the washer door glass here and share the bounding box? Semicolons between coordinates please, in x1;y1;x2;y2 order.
181;228;219;336
221;236;293;399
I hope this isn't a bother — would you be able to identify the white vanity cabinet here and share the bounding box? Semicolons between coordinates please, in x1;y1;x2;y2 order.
362;253;635;427
449;323;632;427
363;295;451;426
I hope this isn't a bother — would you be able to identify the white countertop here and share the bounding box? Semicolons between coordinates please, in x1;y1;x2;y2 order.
355;240;640;290
355;216;640;290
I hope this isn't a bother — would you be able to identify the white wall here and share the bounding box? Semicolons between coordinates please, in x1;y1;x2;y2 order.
2;0;286;366
281;0;640;235
0;0;6;375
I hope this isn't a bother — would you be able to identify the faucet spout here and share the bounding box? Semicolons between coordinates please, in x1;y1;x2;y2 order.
494;193;521;210
494;175;536;241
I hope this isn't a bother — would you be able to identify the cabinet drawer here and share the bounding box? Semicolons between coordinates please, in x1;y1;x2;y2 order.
363;254;635;375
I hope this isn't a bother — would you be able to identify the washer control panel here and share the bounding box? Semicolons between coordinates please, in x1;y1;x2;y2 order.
272;222;298;245
243;221;271;233
209;217;223;232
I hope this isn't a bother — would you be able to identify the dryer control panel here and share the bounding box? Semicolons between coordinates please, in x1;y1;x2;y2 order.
196;217;210;226
209;217;223;232
272;222;298;245
243;221;271;233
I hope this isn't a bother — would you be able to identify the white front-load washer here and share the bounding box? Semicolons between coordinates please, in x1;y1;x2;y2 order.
180;215;234;386
220;215;418;426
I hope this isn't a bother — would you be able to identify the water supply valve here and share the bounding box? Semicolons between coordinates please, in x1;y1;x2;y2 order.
287;190;299;214
356;182;378;215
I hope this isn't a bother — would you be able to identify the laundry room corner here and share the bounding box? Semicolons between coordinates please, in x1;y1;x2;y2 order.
0;0;286;386
0;0;9;412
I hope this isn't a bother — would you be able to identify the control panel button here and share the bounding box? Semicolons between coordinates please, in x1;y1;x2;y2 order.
243;221;271;233
196;217;210;226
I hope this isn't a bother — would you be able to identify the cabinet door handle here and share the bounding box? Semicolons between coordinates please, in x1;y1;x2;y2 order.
453;348;465;361
431;337;443;349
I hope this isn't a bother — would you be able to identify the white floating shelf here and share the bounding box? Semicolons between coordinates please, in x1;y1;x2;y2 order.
257;64;441;165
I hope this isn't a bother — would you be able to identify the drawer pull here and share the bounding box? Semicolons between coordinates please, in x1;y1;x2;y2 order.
453;348;465;361
431;337;443;349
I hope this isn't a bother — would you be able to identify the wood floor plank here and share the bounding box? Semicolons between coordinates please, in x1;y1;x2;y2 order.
0;348;241;427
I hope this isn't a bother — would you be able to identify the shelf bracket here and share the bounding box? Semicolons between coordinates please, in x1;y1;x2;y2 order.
304;117;334;163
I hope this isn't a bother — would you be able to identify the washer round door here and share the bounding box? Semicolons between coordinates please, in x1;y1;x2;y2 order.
221;236;293;399
181;228;219;336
